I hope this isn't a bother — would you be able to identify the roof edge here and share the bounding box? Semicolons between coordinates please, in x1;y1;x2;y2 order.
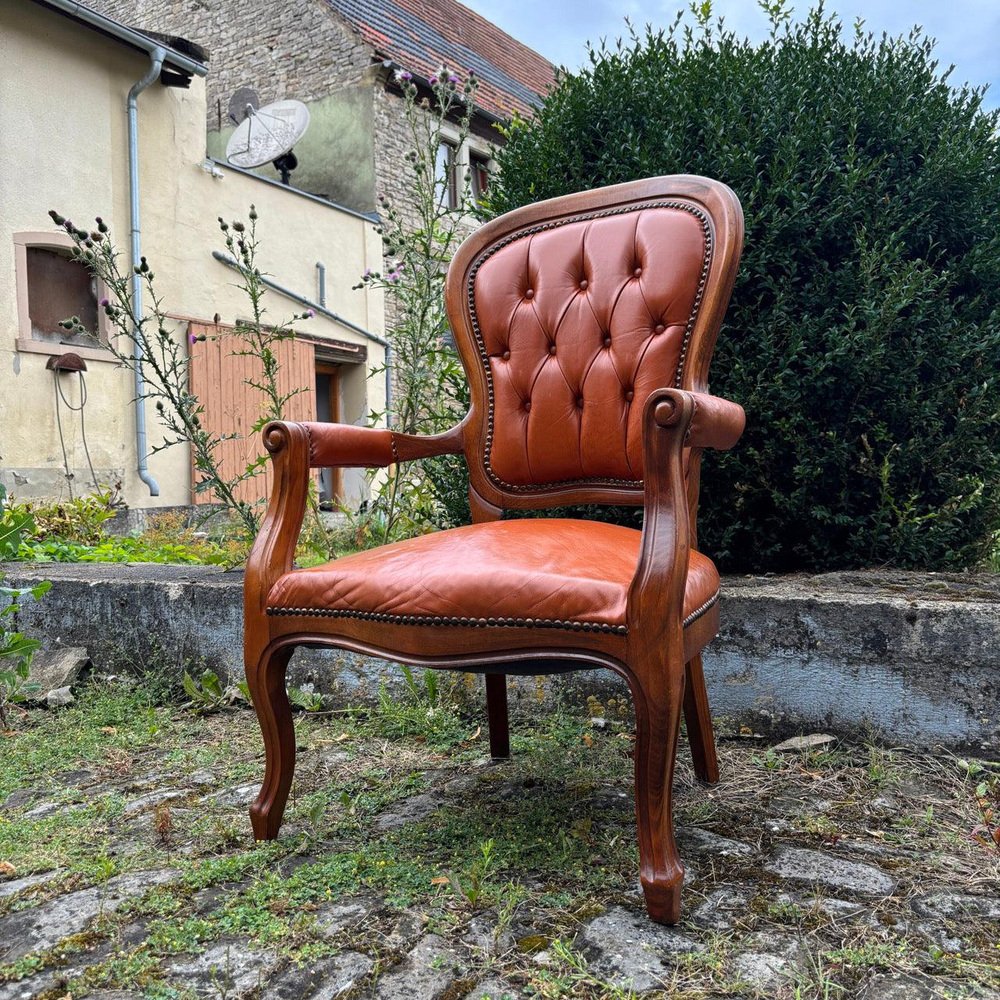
29;0;209;77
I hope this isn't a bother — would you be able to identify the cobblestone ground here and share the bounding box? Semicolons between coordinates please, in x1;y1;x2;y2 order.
1;682;998;999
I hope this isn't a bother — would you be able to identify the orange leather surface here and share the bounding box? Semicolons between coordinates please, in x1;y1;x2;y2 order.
686;392;746;451
267;519;719;631
302;423;395;469
471;205;708;487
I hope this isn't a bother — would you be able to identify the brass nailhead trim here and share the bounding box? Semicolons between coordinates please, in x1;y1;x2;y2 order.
266;606;630;635
683;589;720;628
267;591;717;633
467;201;714;494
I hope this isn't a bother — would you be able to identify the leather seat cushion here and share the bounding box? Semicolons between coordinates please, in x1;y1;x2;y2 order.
267;519;719;635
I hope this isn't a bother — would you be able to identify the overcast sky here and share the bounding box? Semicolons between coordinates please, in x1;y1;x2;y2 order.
467;0;1000;110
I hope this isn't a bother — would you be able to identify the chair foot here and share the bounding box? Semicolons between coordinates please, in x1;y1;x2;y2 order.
486;673;510;759
641;872;684;925
246;645;295;841
683;655;720;785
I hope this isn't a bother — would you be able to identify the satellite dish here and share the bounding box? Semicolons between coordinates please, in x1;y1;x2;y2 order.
225;99;310;184
228;87;260;125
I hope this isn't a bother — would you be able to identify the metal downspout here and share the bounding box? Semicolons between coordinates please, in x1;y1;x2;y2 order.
127;47;165;496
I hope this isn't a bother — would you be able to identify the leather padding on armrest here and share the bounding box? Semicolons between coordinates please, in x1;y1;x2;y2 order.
300;423;395;469
686;392;745;451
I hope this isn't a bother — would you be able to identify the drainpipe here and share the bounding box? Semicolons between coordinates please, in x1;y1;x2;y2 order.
127;47;166;496
315;261;326;306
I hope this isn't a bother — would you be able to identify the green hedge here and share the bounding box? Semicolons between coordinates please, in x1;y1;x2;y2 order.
486;6;1000;571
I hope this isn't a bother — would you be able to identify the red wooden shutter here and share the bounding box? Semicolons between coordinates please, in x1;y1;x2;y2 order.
187;323;315;506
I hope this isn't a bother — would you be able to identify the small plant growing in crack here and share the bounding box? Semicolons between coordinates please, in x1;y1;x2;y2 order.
444;838;496;908
154;801;174;848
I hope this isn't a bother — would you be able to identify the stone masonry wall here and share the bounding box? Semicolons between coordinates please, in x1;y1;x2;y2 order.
87;0;372;131
6;562;1000;752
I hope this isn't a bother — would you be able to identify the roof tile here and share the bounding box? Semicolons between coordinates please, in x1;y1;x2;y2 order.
325;0;555;119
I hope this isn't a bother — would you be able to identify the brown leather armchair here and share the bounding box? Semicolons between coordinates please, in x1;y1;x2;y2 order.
244;175;745;924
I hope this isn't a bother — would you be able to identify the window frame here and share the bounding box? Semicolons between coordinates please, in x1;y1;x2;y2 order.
434;124;495;213
13;231;115;362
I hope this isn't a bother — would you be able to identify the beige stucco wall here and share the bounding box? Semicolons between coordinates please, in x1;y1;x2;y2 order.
0;0;384;509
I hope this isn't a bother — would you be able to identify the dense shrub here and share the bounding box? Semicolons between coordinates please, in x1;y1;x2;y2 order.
487;5;1000;571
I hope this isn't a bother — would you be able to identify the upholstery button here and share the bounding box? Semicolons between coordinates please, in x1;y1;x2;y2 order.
576;396;584;408
524;400;531;412
502;350;510;360
579;279;588;290
654;323;666;334
603;335;612;348
524;288;534;299
548;343;557;355
625;390;634;402
633;267;642;277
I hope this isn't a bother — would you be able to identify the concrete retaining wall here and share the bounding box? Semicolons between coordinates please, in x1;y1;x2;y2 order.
4;562;998;753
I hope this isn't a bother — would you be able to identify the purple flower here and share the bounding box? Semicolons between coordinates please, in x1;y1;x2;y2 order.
429;75;438;85
395;69;412;83
100;297;109;307
363;268;372;278
448;73;459;84
188;332;198;345
305;308;315;318
386;270;401;283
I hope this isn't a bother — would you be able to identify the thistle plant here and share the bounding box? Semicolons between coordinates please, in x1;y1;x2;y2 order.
48;208;313;541
352;65;481;545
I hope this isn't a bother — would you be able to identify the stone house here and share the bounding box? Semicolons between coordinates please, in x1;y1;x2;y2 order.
1;0;386;511
84;0;556;225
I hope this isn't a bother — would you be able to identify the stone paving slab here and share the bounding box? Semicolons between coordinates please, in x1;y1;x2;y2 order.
0;870;179;963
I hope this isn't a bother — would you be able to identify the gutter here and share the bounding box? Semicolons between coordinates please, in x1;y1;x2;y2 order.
211;251;394;423
32;0;208;78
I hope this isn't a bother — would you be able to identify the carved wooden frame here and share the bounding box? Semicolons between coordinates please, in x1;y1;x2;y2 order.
243;176;745;925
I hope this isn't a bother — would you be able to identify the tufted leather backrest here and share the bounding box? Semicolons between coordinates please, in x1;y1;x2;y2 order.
445;177;743;512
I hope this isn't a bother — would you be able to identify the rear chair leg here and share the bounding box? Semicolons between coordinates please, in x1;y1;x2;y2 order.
683;655;720;784
486;673;510;759
246;645;296;840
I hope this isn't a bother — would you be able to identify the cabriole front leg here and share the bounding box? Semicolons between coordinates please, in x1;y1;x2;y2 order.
246;644;296;840
628;654;686;924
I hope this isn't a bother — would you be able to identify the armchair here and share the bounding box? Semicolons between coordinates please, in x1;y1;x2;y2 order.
244;175;745;924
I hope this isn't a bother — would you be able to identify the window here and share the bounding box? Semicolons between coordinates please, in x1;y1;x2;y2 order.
470;152;490;205
436;140;459;209
26;247;99;347
14;231;112;360
433;136;493;212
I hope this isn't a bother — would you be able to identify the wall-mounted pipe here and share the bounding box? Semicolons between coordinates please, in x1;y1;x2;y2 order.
127;47;165;497
316;261;327;307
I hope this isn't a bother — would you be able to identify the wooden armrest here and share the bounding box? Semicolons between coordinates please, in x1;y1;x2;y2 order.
245;420;467;613
298;421;465;469
627;387;742;636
